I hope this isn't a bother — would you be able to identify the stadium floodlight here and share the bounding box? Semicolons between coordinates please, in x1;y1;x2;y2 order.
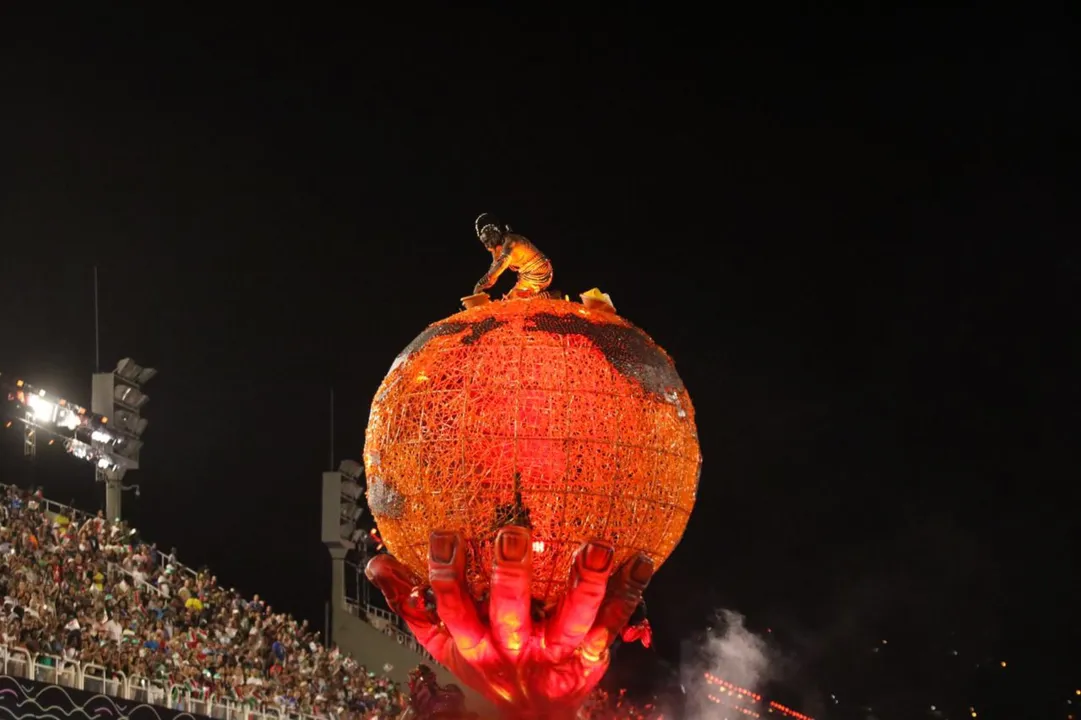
110;409;149;436
321;458;369;559
26;393;56;423
341;478;363;503
340;481;364;530
339;459;362;480
92;357;156;522
114;384;150;410
1;372;115;463
114;437;143;459
333;459;368;546
116;358;157;385
24;392;84;432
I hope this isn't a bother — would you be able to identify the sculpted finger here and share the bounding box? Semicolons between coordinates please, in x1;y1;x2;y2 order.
545;539;614;659
580;553;654;663
428;530;488;655
365;553;422;613
365;556;457;665
365;554;440;641
488;525;533;658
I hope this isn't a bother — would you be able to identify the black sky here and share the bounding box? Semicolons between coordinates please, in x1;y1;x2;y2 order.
1;8;1077;718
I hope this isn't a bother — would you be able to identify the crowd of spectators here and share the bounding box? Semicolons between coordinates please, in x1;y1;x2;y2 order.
0;484;661;720
0;484;406;718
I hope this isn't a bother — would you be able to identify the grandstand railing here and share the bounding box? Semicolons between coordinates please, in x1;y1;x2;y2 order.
0;644;326;720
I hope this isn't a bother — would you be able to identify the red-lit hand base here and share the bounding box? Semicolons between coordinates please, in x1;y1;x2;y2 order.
366;526;654;720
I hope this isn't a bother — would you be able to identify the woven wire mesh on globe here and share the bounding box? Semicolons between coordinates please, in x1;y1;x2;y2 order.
364;297;700;604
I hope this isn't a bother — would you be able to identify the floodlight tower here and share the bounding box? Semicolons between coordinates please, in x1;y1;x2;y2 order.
92;358;155;521
322;459;368;613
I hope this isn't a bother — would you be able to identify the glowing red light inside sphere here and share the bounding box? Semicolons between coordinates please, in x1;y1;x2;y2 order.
364;297;700;603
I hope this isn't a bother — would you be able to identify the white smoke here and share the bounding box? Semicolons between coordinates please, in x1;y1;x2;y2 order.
680;610;773;719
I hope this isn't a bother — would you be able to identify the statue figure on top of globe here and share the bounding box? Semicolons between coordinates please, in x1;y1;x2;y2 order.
365;214;700;719
472;213;554;300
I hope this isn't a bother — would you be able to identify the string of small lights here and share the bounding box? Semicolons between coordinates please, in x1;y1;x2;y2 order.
703;673;812;720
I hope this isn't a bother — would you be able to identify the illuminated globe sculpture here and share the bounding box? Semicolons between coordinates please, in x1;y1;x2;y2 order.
364;295;700;605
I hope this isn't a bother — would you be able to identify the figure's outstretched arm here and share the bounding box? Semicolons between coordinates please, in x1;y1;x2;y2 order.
475;247;513;293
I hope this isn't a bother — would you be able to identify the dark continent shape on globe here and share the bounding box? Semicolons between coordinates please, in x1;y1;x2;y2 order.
364;297;701;604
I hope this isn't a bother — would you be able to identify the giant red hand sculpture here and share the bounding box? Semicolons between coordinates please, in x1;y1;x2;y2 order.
366;525;655;720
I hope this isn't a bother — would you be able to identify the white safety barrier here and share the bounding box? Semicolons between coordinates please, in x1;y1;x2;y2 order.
0;644;329;720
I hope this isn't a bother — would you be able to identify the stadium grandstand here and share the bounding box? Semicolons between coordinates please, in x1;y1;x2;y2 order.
0;482;409;719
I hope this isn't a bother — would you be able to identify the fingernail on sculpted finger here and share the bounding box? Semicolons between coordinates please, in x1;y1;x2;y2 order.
365;567;390;593
430;531;458;565
580;541;614;574
496;527;529;563
629;554;654;587
364;557;384;582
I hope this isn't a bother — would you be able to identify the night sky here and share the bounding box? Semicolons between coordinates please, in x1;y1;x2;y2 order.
1;8;1076;719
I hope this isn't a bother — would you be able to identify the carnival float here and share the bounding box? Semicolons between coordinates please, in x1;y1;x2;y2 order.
365;215;701;719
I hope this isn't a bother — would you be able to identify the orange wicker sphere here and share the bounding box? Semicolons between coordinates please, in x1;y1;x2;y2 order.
364;297;700;604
